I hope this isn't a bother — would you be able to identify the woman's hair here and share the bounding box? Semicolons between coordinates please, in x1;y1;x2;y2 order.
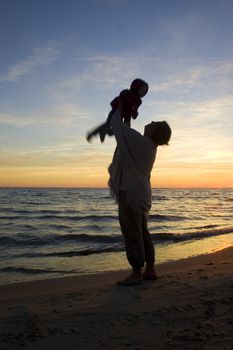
151;121;172;146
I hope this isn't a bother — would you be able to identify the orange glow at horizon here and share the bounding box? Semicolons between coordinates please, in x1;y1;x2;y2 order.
0;165;232;188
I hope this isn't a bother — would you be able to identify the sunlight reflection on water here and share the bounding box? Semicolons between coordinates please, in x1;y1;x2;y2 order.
0;188;232;285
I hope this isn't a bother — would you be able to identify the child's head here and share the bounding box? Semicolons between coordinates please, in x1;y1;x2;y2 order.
144;121;171;146
110;79;149;124
130;79;149;98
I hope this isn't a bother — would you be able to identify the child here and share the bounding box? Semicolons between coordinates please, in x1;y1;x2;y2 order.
86;78;149;143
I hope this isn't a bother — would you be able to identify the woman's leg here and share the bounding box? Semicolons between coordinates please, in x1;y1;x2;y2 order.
117;191;145;285
142;215;158;280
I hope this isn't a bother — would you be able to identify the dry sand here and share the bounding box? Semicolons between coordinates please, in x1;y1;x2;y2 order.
0;246;233;350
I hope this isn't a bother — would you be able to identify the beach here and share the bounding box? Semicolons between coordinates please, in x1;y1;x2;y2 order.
0;246;233;350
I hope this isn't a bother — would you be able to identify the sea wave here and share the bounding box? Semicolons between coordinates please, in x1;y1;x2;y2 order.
0;214;118;222
0;266;75;275
149;214;189;221
154;227;233;242
11;226;233;259
1;227;233;251
0;233;123;246
15;245;125;259
0;212;191;223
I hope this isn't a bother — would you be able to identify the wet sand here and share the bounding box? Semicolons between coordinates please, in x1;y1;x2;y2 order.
0;246;233;350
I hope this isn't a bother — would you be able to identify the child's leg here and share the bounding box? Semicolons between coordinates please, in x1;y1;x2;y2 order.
87;123;107;142
87;110;115;143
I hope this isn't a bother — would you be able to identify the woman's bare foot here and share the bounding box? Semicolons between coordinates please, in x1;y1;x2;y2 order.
142;272;159;280
117;269;142;286
143;263;158;280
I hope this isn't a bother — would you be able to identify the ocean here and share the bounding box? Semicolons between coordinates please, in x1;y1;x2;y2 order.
0;188;233;285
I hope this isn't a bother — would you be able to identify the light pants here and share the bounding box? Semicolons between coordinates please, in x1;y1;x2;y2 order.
118;191;155;270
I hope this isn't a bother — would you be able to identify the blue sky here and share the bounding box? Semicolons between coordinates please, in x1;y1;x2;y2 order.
0;0;232;187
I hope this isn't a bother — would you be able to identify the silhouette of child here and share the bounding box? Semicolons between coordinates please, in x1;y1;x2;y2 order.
87;79;149;143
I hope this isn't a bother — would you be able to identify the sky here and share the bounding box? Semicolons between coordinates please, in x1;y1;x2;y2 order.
0;0;232;188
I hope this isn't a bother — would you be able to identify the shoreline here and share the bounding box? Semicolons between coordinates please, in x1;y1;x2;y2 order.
1;246;233;349
1;237;233;287
0;244;232;291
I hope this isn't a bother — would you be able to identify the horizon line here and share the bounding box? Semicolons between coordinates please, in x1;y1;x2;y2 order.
0;186;232;190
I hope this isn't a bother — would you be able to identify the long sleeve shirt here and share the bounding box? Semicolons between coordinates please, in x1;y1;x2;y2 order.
108;109;157;214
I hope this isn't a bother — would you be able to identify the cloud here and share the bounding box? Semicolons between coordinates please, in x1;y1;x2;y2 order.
0;144;111;169
82;55;138;85
145;94;233;126
0;41;60;82
0;102;90;127
48;53;233;111
149;60;233;92
140;94;233;167
47;52;142;101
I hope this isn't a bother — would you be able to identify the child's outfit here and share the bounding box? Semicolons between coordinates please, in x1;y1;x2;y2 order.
87;79;148;143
